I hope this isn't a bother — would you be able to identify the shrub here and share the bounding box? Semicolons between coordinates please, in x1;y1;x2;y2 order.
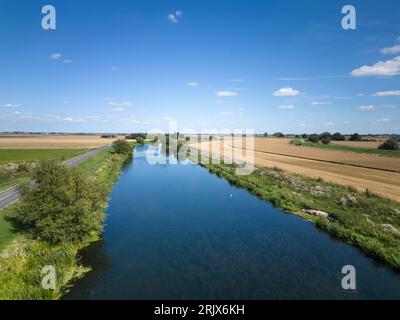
17;162;30;173
321;137;331;145
378;138;400;151
112;139;131;154
13;161;107;244
332;132;346;141
308;134;320;143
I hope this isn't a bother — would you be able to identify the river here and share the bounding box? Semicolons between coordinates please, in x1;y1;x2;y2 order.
65;144;400;299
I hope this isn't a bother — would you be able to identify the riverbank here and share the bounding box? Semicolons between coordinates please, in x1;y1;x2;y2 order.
0;147;130;299
201;162;400;270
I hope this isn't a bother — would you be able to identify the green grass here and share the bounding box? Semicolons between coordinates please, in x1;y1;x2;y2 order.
0;149;88;164
0;206;18;252
77;148;115;176
291;139;400;158
0;147;130;299
201;162;400;270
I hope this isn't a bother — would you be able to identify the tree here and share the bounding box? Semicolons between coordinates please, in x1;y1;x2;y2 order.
332;132;346;141
273;132;285;138
308;134;320;143
264;132;268;137
13;161;106;244
301;133;308;139
378;138;399;151
136;137;145;144
349;133;362;141
320;132;331;139
113;139;131;154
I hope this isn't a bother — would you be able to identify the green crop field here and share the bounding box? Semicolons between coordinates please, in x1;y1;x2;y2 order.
0;149;88;164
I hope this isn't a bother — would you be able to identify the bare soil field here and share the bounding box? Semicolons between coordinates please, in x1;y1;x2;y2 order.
0;135;123;149
192;138;400;201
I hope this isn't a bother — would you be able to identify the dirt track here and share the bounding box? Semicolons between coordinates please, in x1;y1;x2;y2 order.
193;138;400;202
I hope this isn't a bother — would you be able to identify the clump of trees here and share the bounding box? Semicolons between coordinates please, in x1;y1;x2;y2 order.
273;132;285;138
112;139;132;154
101;134;117;138
349;133;362;141
331;132;346;141
126;133;147;140
136;137;145;144
13;161;107;244
379;138;400;151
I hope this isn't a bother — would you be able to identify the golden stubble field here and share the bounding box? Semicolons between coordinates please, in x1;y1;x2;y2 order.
0;135;124;149
193;138;400;202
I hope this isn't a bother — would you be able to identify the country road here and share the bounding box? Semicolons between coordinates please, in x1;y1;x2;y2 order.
0;145;110;211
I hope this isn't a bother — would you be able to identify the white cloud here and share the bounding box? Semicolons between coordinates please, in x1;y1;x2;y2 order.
381;45;400;55
220;112;234;116
217;91;238;97
187;82;199;87
107;99;133;111
1;103;21;108
64;117;87;122
357;105;376;112
373;90;400;97
164;117;175;121
273;87;300;96
63;59;72;64
279;104;295;110
381;37;400;55
376;118;391;122
50;53;62;60
351;56;400;77
324;122;334;126
168;11;183;23
312;101;332;106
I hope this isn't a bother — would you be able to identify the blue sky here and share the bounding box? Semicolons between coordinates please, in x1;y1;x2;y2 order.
0;0;399;134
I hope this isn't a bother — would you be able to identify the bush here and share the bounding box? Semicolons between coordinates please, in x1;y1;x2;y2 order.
321;137;331;145
136;137;145;144
378;138;400;151
17;162;30;173
13;161;106;244
112;139;131;154
349;133;362;141
332;132;346;141
308;134;319;143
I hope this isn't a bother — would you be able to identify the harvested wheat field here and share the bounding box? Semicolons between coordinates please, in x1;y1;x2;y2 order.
192;138;400;201
0;135;124;149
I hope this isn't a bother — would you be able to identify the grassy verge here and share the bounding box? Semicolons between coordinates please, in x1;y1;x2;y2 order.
290;139;400;158
0;147;129;299
201;162;400;270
